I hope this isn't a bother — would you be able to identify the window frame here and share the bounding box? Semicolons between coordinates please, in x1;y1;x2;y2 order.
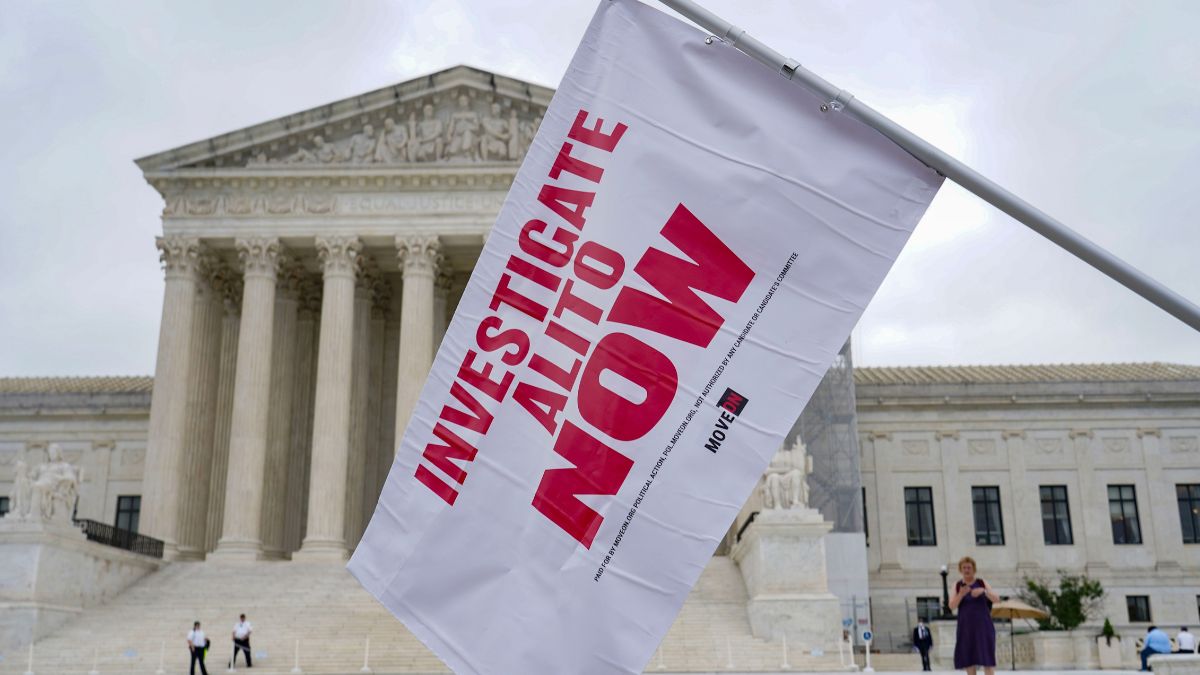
114;495;141;534
1108;484;1143;545
904;486;937;547
1039;485;1074;546
1126;595;1152;623
971;485;1006;546
916;596;941;623
1178;484;1200;545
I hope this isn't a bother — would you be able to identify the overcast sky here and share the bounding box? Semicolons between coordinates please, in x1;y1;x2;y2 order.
1;0;1197;377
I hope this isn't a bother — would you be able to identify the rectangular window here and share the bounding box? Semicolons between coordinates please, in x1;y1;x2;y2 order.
0;496;8;518
115;495;141;534
1127;595;1152;623
1040;485;1074;545
972;486;1005;546
1108;485;1142;545
905;487;937;546
1178;484;1200;544
916;596;941;623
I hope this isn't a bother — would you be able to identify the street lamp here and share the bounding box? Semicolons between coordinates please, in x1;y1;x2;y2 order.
939;565;952;619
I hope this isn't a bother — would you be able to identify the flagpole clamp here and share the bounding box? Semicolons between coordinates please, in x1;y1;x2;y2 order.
780;58;800;80
820;89;855;114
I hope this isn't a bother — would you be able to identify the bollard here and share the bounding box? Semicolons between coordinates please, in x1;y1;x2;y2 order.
156;640;166;675
23;642;34;675
359;637;372;673
725;636;734;670
290;639;302;674
780;633;790;670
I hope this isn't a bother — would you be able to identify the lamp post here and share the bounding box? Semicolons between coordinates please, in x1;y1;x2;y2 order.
940;565;952;619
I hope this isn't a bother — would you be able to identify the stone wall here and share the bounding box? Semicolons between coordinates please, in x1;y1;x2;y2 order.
0;519;161;652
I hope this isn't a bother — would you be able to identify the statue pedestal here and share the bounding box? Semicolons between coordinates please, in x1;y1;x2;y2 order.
730;508;842;651
0;517;160;653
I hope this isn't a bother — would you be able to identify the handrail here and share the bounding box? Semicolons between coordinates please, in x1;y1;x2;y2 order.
73;518;164;559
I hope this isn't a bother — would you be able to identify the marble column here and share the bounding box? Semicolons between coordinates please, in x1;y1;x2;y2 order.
205;276;242;553
345;259;375;550
141;236;204;558
378;312;401;490
284;278;321;554
296;236;361;560
213;237;281;560
364;277;391;527
176;259;224;560
432;264;454;354
393;234;441;451
260;261;301;559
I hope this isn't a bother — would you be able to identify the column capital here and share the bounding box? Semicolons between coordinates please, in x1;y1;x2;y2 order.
316;235;362;279
214;270;244;317
396;234;442;277
435;264;455;294
156;236;206;280
298;276;323;320
236;237;282;280
356;254;380;295
371;276;393;320
275;255;305;299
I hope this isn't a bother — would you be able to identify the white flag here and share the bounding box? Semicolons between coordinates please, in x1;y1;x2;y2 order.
349;0;942;672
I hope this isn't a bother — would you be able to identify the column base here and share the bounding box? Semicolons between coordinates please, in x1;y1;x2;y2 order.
209;539;266;562
293;538;348;562
174;545;207;562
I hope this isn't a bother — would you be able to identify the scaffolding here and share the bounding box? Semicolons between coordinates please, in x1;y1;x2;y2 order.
787;340;863;533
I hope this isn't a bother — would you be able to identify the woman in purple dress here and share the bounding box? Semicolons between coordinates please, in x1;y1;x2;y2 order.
949;556;999;674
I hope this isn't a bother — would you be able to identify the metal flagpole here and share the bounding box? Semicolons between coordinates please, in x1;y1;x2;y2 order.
657;0;1200;332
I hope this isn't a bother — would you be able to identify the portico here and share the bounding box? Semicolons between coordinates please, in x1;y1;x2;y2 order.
134;66;552;560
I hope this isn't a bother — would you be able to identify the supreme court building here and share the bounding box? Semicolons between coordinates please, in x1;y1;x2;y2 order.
134;66;551;563
2;66;1200;670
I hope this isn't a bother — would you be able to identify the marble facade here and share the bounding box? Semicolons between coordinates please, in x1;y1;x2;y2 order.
858;364;1200;644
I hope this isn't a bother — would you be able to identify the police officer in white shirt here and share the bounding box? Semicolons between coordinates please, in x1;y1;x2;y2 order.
186;621;209;675
1178;627;1197;654
232;613;253;668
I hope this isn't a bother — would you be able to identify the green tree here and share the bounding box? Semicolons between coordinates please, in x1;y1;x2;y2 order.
1019;572;1105;631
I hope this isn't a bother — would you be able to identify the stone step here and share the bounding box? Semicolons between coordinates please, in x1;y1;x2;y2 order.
0;556;850;673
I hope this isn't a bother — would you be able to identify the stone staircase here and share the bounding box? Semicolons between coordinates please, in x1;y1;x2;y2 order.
0;555;849;674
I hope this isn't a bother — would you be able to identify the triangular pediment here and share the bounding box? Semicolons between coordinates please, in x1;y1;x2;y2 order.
136;65;554;174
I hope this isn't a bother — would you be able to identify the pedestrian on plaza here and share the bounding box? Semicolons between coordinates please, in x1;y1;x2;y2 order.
187;620;210;675
1176;626;1197;654
1141;625;1171;670
231;613;253;668
948;556;998;675
912;618;934;671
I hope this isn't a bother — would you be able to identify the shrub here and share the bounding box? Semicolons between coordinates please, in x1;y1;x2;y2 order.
1019;571;1105;631
1100;618;1118;646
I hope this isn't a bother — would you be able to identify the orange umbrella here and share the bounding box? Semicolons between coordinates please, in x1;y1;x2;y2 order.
991;600;1050;670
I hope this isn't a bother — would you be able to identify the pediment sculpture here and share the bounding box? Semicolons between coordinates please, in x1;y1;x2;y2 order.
760;439;812;510
5;444;83;525
248;94;542;167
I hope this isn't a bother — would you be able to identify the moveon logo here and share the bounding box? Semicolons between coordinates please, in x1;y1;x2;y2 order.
705;388;748;453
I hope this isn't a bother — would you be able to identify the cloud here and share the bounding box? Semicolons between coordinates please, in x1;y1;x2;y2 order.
0;0;1196;377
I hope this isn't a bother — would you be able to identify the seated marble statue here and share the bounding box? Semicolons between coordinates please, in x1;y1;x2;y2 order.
760;440;811;510
21;444;83;523
445;95;481;162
